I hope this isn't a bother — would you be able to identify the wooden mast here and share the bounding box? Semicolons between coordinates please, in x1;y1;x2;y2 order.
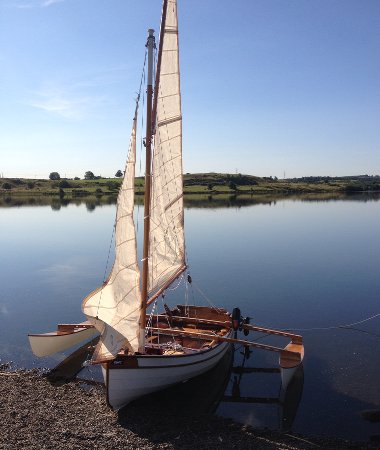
139;1;169;353
152;0;168;135
139;28;155;353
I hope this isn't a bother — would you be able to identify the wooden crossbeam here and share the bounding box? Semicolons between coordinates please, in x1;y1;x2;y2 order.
147;326;304;368
152;314;303;345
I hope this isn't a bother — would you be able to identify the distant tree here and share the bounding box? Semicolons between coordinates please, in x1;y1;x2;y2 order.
49;172;60;180
207;183;213;190
2;182;12;190
84;171;95;180
107;181;119;191
74;177;80;180
115;170;123;178
59;180;71;188
228;181;237;191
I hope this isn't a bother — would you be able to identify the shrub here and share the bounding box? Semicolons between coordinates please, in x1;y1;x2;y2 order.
59;180;71;188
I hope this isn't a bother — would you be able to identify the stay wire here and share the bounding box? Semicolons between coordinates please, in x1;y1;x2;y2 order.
137;50;147;235
282;312;380;333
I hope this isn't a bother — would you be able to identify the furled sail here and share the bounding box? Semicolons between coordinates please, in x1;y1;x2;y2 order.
148;0;186;297
82;108;141;360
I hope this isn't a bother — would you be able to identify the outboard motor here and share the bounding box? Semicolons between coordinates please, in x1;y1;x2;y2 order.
232;307;241;332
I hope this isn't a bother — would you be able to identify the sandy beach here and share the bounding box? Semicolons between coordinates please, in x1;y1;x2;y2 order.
1;368;378;450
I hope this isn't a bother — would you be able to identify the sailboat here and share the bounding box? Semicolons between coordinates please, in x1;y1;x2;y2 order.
29;0;304;411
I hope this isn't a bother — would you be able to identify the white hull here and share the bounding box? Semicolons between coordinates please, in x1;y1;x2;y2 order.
104;334;232;410
28;327;98;357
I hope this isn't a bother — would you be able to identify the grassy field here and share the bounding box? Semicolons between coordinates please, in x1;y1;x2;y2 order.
1;173;379;198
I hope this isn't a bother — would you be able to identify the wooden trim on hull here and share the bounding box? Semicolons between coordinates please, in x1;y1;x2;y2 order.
108;335;232;370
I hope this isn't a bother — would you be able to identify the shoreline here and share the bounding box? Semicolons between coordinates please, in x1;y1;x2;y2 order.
1;173;380;198
1;368;378;449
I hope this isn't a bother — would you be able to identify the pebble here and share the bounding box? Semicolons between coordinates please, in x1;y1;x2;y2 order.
0;369;377;450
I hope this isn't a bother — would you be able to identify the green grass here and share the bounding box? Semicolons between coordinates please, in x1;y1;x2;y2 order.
1;173;379;197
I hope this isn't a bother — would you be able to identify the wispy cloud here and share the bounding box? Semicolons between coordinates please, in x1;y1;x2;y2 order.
42;0;65;6
29;84;110;120
28;67;128;120
12;0;66;8
31;89;94;120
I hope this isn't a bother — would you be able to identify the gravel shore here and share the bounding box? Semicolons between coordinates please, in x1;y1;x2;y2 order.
0;369;378;450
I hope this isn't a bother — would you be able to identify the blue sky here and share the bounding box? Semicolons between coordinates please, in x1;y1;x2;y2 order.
1;0;379;179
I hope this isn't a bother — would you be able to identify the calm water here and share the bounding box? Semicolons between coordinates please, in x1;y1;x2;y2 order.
1;193;379;442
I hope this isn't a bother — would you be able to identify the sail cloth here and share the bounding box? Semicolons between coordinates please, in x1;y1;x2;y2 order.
82;111;141;360
149;0;186;297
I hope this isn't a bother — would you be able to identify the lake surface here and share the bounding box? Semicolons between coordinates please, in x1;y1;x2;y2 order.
1;193;379;442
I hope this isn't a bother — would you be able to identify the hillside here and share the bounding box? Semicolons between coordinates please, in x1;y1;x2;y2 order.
1;173;379;197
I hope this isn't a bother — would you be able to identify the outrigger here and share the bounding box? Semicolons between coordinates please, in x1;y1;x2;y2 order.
29;306;303;390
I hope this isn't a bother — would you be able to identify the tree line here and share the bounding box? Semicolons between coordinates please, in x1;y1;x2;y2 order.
49;170;123;181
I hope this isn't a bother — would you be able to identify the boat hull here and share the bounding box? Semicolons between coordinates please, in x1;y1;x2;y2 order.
28;327;98;357
103;334;233;410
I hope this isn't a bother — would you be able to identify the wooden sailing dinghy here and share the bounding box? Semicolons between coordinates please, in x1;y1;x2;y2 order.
29;0;304;411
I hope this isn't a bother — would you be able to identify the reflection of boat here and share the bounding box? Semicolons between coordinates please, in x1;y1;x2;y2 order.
127;344;235;416
29;0;304;411
222;348;304;432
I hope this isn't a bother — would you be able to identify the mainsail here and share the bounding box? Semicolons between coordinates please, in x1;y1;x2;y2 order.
148;0;186;297
82;107;141;360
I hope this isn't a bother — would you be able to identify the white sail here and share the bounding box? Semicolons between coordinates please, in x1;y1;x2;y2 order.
82;111;141;360
148;0;185;297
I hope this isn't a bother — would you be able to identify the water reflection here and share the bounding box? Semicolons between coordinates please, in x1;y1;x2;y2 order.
1;192;379;441
1;191;379;210
75;345;304;432
49;334;304;434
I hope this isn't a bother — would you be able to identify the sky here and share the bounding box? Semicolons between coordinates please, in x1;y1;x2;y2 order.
0;0;379;179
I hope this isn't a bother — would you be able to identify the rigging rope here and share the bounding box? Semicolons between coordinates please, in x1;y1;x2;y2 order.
138;50;147;179
102;226;115;284
136;49;147;238
282;312;380;332
191;280;225;312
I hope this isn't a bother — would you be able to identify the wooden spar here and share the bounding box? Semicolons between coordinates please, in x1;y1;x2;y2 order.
56;322;95;333
245;324;303;345
152;0;168;134
146;264;187;307
147;327;304;368
152;314;303;345
46;315;302;348
139;29;155;353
